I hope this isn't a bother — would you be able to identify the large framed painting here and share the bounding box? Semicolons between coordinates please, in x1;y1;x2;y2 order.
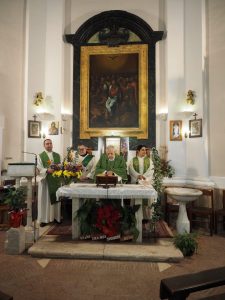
80;44;148;139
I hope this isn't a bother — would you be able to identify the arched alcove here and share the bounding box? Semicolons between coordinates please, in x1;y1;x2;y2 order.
65;10;163;150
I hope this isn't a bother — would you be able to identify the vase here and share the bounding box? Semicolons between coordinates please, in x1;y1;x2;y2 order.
9;210;24;228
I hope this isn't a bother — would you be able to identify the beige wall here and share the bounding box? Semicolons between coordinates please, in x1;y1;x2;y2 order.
0;0;26;169
207;0;225;178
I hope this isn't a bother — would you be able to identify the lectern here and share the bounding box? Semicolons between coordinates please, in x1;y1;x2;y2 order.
7;163;35;248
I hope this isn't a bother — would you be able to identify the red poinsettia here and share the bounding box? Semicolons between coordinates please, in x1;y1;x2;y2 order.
95;204;121;237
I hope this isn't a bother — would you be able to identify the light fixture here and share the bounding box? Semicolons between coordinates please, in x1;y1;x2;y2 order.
157;113;168;121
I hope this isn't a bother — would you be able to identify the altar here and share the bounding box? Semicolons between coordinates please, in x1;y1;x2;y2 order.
56;183;157;243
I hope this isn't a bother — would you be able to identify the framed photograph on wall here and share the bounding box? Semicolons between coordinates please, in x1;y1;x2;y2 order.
48;121;59;135
28;120;41;138
79;44;148;139
189;118;202;138
170;120;182;141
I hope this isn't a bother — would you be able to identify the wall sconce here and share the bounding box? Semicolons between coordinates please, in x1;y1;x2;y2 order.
186;90;195;105
157;113;168;121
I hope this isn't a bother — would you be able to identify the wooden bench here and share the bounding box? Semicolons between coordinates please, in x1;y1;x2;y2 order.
0;290;13;300
160;266;225;299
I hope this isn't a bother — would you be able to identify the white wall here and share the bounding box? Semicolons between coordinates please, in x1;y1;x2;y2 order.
207;0;225;188
0;0;26;170
1;0;225;187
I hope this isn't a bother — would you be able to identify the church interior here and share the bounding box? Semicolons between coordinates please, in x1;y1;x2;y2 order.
1;0;225;299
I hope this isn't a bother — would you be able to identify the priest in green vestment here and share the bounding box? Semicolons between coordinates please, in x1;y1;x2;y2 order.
128;145;153;184
94;145;127;182
128;144;154;219
37;139;61;226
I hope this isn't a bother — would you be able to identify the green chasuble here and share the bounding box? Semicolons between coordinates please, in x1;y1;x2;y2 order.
132;156;150;174
94;154;127;181
39;151;61;204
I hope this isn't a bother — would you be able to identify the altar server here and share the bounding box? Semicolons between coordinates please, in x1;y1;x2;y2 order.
37;139;61;227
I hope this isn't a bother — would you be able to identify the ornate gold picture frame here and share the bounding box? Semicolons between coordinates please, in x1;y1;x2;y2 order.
80;44;148;139
170;120;182;141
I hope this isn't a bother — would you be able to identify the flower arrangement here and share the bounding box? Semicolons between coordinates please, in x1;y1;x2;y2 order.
48;148;83;185
95;203;121;237
75;199;140;241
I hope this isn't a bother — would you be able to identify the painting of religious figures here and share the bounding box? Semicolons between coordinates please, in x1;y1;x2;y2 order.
80;44;148;139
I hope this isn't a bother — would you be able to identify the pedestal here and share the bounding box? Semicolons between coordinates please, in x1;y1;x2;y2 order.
7;163;36;248
4;226;25;254
176;201;190;234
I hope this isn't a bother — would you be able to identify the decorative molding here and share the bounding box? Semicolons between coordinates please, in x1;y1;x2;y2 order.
163;177;215;188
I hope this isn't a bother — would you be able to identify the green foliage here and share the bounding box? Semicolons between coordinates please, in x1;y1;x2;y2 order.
74;199;141;241
151;147;175;224
120;204;140;241
3;186;27;211
173;232;198;257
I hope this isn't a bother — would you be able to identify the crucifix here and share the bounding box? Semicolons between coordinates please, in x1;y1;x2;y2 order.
32;114;37;121
193;113;198;120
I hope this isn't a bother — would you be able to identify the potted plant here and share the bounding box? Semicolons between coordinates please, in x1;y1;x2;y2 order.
3;186;27;228
150;147;175;230
173;232;198;257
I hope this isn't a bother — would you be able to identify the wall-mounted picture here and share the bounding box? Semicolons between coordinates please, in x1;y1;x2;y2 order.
170;120;182;141
80;44;148;139
28;120;41;138
48;121;59;135
189;118;202;138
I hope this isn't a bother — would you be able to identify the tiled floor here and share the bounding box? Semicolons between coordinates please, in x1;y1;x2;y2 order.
1;230;225;299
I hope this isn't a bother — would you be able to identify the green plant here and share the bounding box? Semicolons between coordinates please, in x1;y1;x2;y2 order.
3;186;27;211
151;147;175;224
120;204;140;241
173;232;198;257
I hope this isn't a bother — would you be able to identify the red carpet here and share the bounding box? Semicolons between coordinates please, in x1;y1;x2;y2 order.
46;223;72;236
46;220;173;238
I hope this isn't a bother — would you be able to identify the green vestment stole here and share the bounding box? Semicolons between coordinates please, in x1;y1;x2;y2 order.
82;154;94;167
39;151;61;204
132;156;150;174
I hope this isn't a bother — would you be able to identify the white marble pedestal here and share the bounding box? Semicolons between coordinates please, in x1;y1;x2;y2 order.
165;187;202;234
7;163;36;248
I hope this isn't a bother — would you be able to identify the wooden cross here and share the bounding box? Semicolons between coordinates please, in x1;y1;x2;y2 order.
193;113;198;120
32;114;37;121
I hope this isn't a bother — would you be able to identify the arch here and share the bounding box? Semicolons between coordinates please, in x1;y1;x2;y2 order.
65;10;164;150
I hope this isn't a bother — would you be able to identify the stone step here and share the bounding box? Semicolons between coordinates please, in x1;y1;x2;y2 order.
28;236;183;262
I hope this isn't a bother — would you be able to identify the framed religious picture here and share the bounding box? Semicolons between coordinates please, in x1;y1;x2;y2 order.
28;120;41;138
48;121;59;135
189;118;202;138
79;44;148;139
170;120;182;141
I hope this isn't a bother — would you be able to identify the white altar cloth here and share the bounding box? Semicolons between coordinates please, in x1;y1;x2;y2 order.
56;183;157;242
